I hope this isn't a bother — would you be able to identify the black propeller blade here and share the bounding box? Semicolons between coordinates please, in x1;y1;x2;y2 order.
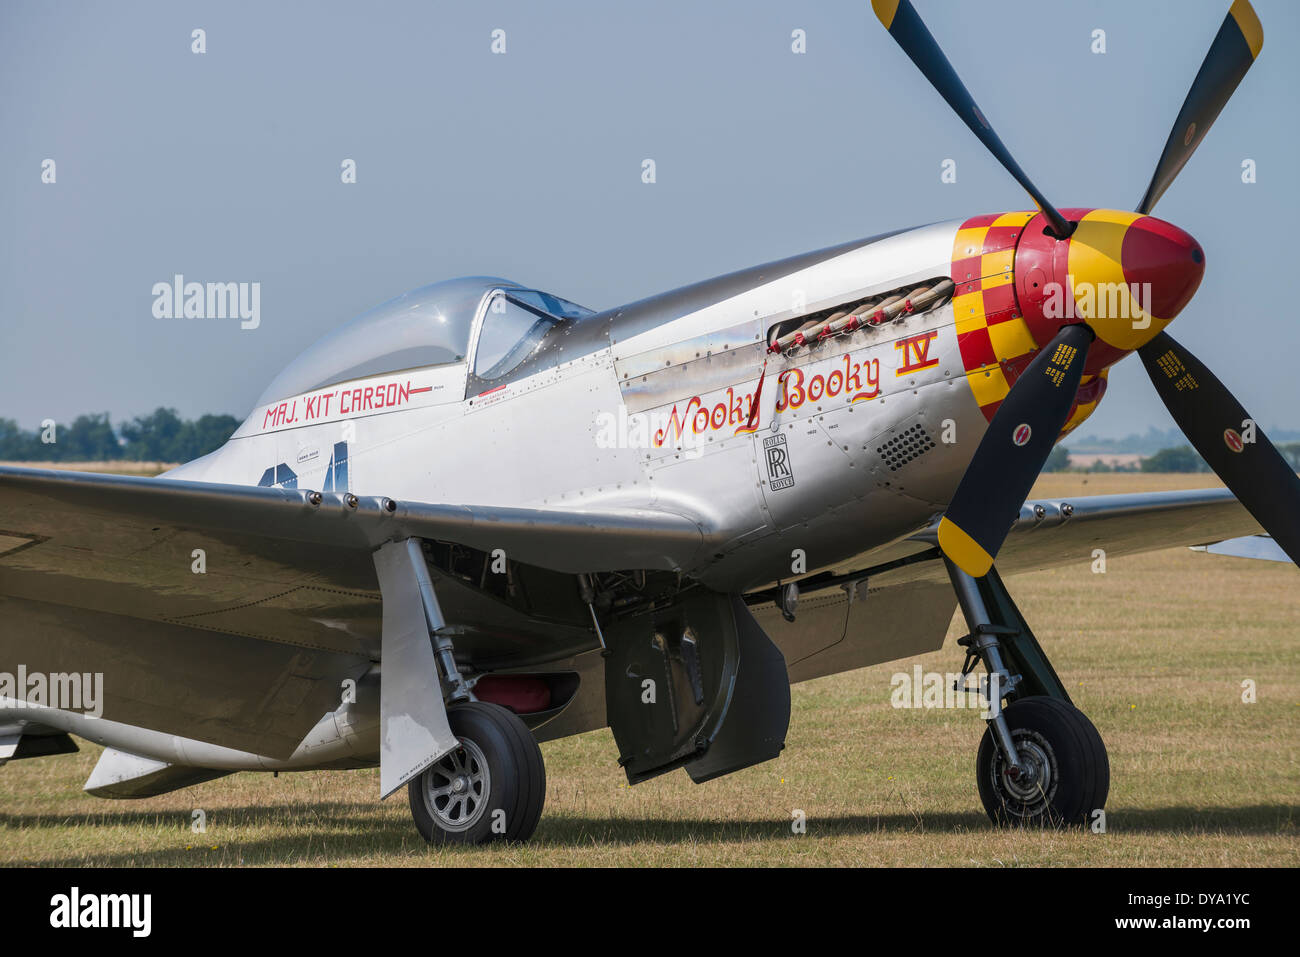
871;0;1073;238
1139;331;1300;563
938;324;1094;577
1136;0;1263;215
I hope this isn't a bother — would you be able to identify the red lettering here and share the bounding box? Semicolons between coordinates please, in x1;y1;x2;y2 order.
654;396;701;447
896;331;940;375
851;358;882;402
776;368;806;411
727;387;744;425
845;354;862;394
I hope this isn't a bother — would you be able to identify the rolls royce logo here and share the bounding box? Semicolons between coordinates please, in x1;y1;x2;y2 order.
763;434;795;490
1012;424;1032;447
1223;428;1244;453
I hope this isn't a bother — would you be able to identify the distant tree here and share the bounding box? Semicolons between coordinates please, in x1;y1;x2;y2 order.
118;408;237;461
119;407;187;461
187;414;240;460
1085;458;1113;473
1141;445;1206;473
60;413;121;460
1041;445;1071;472
0;418;39;460
1;410;238;462
1279;442;1300;470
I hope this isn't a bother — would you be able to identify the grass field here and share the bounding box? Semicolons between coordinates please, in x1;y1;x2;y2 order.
0;461;179;476
1;472;1296;866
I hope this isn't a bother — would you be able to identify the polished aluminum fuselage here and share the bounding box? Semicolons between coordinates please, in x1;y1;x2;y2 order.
168;220;987;592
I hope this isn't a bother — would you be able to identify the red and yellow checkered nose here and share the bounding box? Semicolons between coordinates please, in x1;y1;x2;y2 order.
1016;209;1205;351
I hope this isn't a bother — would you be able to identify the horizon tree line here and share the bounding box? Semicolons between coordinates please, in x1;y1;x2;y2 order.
0;408;239;462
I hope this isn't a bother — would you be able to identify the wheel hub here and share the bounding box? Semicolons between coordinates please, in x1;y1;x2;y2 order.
422;738;491;833
991;730;1057;819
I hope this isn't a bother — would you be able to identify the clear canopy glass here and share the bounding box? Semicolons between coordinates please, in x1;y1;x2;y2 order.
473;289;596;382
255;276;518;406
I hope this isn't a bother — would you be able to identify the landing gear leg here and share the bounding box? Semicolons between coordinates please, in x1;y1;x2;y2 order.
375;539;546;845
410;555;546;845
944;558;1109;827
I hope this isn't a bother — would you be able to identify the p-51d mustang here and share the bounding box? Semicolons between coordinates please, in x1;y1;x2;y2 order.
2;0;1295;844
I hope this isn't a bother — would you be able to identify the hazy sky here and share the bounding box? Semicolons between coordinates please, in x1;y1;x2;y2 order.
2;0;1297;441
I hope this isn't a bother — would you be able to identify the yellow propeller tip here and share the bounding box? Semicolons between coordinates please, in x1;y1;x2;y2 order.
872;0;901;30
1230;0;1264;59
937;517;994;577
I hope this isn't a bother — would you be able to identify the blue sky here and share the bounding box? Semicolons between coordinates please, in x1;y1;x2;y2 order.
2;0;1296;440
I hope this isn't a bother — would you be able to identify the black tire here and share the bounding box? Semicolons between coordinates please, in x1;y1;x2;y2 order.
407;701;546;845
976;696;1109;828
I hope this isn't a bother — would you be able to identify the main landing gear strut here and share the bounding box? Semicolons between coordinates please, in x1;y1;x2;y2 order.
374;538;546;845
944;558;1109;827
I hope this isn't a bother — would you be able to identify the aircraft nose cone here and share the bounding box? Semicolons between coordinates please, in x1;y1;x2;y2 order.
1120;216;1205;322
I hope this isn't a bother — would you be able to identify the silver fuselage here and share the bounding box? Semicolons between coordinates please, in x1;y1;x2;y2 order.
169;220;984;593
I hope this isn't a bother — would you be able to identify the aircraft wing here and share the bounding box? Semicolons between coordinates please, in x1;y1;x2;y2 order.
850;486;1272;588
992;486;1271;577
0;465;705;758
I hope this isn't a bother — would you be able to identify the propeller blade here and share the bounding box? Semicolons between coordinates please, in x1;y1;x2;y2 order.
1139;331;1300;564
938;324;1094;577
1136;0;1263;215
871;0;1073;238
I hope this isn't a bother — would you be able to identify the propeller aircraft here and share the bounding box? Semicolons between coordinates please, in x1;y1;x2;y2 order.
1;0;1294;843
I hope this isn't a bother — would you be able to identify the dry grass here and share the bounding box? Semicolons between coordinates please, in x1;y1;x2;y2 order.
0;461;177;477
1;473;1295;866
1032;471;1228;496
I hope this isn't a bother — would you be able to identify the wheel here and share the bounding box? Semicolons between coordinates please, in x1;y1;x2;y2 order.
407;701;546;845
976;696;1108;828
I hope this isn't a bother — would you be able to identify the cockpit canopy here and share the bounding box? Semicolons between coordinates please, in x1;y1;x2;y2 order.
255;276;593;407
